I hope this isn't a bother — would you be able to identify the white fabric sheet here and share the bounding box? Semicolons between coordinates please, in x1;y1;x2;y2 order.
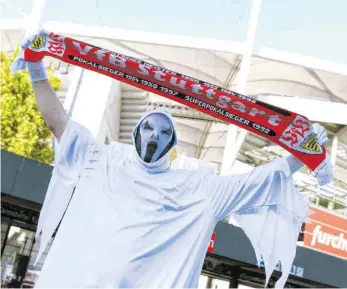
35;118;309;288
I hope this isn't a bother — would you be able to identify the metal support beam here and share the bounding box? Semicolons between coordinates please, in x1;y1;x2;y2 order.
336;125;347;136
235;0;262;94
54;67;84;164
221;128;248;175
67;70;114;138
63;67;84;116
220;0;262;175
25;0;45;37
330;136;338;166
195;122;214;159
329;126;347;147
220;125;238;175
326;125;346;153
1;220;12;257
229;266;241;288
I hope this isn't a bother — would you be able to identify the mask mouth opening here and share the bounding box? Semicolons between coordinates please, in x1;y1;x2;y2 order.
144;141;158;163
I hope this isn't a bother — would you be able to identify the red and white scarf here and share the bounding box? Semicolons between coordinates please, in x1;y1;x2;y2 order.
12;30;333;185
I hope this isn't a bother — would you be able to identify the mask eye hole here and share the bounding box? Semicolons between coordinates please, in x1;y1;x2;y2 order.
144;121;153;130
162;128;172;136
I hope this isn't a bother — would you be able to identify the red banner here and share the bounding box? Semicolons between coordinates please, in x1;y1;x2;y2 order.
303;206;347;259
16;31;332;184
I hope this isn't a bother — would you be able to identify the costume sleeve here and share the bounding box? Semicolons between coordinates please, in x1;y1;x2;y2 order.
35;119;99;264
55;119;98;180
204;158;310;288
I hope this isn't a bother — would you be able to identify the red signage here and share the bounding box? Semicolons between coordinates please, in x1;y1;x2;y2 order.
208;232;216;253
303;206;347;259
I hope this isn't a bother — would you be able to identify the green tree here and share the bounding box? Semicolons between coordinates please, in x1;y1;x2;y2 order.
1;49;61;164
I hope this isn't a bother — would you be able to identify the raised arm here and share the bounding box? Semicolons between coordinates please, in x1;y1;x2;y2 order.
28;61;68;140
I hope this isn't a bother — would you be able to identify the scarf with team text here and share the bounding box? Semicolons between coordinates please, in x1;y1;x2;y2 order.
11;30;333;185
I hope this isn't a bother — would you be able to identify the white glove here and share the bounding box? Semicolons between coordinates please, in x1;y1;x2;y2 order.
11;32;48;82
11;31;45;73
312;123;328;147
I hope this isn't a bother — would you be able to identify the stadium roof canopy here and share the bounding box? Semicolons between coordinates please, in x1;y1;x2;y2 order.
1;19;347;216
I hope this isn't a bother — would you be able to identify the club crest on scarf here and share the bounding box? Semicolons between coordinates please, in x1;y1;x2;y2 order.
30;34;46;50
279;116;323;155
135;113;175;163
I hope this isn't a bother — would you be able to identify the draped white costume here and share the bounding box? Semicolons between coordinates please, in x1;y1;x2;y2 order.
35;109;309;288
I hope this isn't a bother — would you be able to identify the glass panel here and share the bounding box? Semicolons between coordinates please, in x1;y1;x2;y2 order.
212;278;230;289
198;275;208;288
1;219;11;247
1;226;35;286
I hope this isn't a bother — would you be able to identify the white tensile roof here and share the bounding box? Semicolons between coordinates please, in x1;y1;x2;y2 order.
1;20;347;216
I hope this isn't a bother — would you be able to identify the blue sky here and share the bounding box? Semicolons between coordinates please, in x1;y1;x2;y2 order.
2;0;347;64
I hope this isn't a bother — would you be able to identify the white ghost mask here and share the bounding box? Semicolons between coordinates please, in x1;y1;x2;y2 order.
133;109;177;165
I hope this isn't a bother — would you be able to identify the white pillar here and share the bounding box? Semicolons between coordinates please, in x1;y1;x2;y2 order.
220;0;262;175
53;67;85;164
236;0;262;94
63;67;84;116
330;136;338;166
327;201;335;210
220;124;238;175
25;0;45;37
103;81;122;141
69;70;115;139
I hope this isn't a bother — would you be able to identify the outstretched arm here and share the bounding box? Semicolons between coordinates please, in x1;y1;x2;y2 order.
204;150;312;289
28;61;68;141
286;123;328;174
204;122;329;220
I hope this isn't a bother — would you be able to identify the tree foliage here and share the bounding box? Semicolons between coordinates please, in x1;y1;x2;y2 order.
1;49;61;164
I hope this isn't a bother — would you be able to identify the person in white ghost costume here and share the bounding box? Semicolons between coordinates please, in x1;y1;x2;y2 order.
20;56;328;288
